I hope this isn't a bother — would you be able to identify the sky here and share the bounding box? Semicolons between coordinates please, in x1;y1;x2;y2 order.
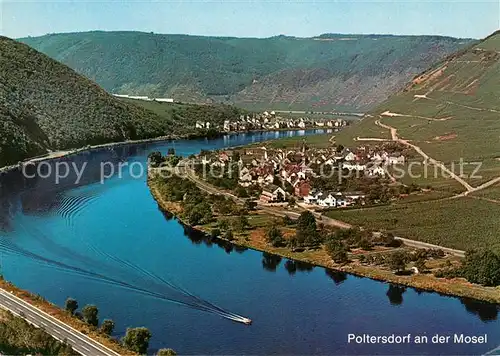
1;0;499;39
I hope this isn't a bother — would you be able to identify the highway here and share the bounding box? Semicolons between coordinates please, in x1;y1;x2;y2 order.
0;288;121;356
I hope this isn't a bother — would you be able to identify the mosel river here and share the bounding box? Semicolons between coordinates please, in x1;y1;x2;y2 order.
0;130;499;355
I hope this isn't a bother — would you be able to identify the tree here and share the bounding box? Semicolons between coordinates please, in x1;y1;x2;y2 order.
381;232;402;247
217;219;230;231
81;305;99;327
463;249;500;286
287;197;296;207
294;211;321;248
297;211;317;232
74;311;83;320
224;229;234;241
65;298;78;315
244;199;257;211
167;148;176;156
331;247;348;264
283;215;294;226
100;319;115;335
148;151;164;167
414;258;427;273
288;234;299;251
232;215;249;232
388;251;408;273
266;225;285;247
187;203;213;225
157;348;177;356
122;327;152;354
358;238;373;251
210;228;221;238
325;239;348;264
234;186;249;198
282;182;294;195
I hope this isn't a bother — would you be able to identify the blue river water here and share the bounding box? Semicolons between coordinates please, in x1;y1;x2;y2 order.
0;129;499;355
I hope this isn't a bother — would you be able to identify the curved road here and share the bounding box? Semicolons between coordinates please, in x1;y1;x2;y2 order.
0;288;120;356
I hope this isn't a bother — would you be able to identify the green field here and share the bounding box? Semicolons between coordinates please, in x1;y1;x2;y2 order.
471;186;500;200
326;197;500;252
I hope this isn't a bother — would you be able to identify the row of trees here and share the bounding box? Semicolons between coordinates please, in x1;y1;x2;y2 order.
65;298;176;355
148;150;181;168
435;249;500;287
262;217;438;272
264;212;321;250
156;175;250;227
65;298;115;335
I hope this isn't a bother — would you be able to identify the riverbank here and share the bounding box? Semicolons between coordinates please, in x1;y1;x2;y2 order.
0;133;188;175
0;128;323;175
0;277;135;355
148;177;500;305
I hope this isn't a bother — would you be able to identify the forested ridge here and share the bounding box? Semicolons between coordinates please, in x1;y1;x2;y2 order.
0;36;245;167
20;31;474;110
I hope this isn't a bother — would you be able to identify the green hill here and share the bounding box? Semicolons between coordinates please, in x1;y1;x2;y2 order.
336;30;500;190
328;31;500;252
0;36;177;166
19;31;474;111
0;36;246;167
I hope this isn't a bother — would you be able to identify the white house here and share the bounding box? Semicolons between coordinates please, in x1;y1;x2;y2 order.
317;193;337;207
387;155;405;165
304;191;325;205
304;192;321;205
260;185;287;203
298;121;306;129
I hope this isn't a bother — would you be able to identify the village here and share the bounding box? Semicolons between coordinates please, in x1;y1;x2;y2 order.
194;110;349;132
194;139;412;210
